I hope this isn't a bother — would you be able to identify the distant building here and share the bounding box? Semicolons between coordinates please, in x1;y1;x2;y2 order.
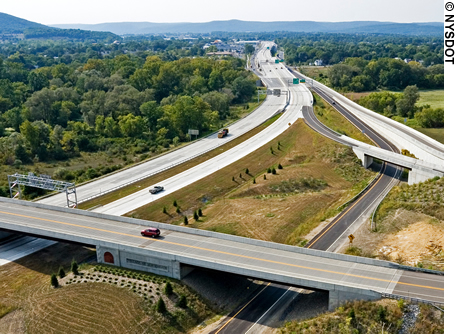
314;59;323;66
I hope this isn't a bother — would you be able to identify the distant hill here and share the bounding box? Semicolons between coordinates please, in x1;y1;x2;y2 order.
0;12;119;41
0;12;48;33
51;20;443;36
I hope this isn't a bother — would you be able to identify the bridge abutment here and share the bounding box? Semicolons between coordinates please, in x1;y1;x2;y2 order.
408;168;439;185
96;245;195;279
353;148;373;168
328;288;382;311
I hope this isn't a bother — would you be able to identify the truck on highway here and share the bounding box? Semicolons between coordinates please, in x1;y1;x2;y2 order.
218;128;229;138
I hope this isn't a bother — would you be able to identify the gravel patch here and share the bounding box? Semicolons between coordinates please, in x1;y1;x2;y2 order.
399;304;420;334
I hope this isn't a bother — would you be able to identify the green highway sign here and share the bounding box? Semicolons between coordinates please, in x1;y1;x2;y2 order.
280;59;284;62
275;59;279;63
300;79;306;83
267;46;270;49
293;78;299;84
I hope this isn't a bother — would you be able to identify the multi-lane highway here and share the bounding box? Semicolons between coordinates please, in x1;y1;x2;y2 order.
92;48;311;216
37;43;287;208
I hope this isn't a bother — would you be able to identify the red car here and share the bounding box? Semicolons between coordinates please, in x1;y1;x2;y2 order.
141;228;161;238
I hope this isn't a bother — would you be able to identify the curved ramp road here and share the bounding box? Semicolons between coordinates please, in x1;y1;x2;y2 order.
289;67;444;164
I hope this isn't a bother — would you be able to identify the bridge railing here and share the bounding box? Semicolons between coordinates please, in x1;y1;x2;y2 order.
381;292;444;307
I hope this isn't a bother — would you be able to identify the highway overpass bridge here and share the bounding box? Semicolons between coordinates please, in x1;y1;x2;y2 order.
289;68;444;168
0;197;443;309
302;106;444;185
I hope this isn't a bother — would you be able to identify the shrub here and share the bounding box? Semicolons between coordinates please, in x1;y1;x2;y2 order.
267;168;271;173
157;297;166;313
173;200;178;207
245;168;249;174
176;207;180;213
193;211;199;221
239;173;242;178
272;168;277;175
232;176;235;181
164;282;173;296
51;273;59;288
177;295;187;308
162;206;167;214
71;260;79;275
198;208;203;216
264;174;266;180
253;178;256;184
278;163;283;169
184;216;188;225
58;266;65;279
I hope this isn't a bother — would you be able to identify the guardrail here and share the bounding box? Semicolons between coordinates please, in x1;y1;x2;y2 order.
381;292;444;307
337;172;381;211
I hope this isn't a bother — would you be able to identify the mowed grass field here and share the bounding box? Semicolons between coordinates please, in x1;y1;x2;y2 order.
127;119;376;246
416;89;444;109
344;89;444;144
0;243;214;333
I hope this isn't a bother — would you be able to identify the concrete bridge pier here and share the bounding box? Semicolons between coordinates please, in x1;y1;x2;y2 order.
353;148;373;168
328;288;382;310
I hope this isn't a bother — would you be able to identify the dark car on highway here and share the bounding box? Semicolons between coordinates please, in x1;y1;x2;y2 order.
141;228;161;238
149;186;164;194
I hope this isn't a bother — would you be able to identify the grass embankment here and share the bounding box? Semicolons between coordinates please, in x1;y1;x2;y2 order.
313;93;374;145
127;119;376;246
298;66;330;85
374;177;443;224
0;243;215;333
344;89;444;144
79;112;279;210
280;299;444;334
344;177;444;270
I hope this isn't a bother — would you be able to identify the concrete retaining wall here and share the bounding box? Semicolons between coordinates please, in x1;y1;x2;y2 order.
329;289;382;310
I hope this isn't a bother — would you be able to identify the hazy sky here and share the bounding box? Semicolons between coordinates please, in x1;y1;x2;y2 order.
1;0;443;24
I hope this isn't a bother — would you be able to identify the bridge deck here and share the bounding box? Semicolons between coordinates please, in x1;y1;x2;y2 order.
0;200;443;304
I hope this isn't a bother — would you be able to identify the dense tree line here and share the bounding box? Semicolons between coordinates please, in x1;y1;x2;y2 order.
327;57;443;91
23;28;119;42
0;38;210;70
276;33;443;67
0;52;257;169
357;86;443;128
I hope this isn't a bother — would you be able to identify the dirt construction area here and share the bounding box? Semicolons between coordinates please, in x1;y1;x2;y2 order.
340;208;444;270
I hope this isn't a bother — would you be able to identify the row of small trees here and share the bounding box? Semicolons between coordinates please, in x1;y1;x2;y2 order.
50;259;79;288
